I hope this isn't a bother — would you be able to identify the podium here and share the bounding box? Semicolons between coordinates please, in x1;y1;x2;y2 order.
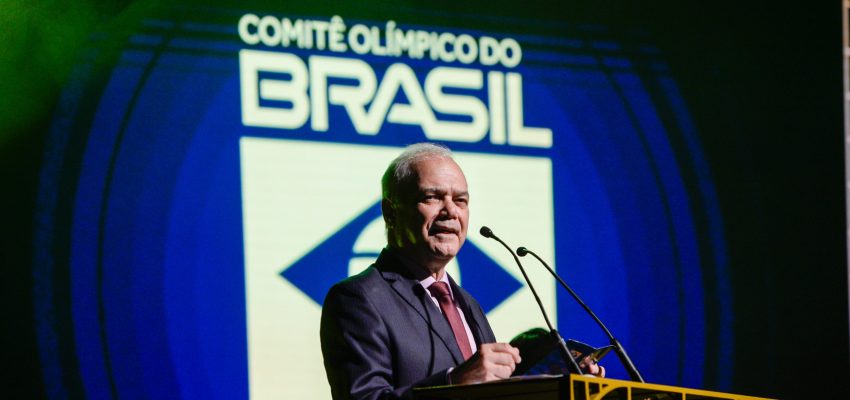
414;374;773;400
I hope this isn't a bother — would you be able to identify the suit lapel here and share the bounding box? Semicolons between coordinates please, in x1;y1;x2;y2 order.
449;276;494;345
377;251;464;364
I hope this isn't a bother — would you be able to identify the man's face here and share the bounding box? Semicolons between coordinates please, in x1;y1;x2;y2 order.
387;156;470;271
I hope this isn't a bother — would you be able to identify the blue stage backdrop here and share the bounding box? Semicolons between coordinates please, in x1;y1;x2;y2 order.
34;3;732;399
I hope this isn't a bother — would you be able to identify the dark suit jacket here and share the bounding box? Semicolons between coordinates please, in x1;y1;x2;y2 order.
320;249;496;400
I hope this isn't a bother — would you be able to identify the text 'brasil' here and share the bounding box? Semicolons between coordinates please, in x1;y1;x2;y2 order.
237;14;553;148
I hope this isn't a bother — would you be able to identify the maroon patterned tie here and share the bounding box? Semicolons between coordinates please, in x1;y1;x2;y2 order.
427;281;474;360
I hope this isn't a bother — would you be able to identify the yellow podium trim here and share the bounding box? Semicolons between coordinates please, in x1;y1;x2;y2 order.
570;375;774;400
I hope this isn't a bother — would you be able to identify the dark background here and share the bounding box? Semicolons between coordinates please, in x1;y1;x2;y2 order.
3;1;848;398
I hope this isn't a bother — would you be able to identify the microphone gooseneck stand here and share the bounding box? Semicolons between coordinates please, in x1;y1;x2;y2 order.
516;246;645;383
479;226;582;375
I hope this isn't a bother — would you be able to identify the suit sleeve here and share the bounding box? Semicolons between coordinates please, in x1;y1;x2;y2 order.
320;282;450;400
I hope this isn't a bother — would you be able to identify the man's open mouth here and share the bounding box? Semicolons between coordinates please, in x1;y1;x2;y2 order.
430;225;458;235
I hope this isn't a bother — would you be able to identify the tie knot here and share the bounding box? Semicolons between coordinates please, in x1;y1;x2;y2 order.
427;281;452;301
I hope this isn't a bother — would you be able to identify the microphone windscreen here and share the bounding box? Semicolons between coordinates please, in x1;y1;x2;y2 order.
479;226;493;238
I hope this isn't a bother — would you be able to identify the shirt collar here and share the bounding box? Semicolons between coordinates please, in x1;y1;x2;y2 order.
419;270;454;301
386;247;455;300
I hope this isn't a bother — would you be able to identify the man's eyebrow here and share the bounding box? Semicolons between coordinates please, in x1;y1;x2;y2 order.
419;187;469;197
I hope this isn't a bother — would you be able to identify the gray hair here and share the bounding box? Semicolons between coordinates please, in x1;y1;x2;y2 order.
382;143;454;203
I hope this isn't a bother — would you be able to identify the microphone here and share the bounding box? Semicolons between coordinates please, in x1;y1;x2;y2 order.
517;246;645;383
479;226;582;375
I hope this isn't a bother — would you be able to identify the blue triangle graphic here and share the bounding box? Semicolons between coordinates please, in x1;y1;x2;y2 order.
281;201;524;313
281;202;383;305
456;241;524;313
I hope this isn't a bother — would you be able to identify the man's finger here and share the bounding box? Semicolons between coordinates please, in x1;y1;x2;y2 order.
485;343;521;363
486;363;514;380
485;353;511;365
483;351;518;368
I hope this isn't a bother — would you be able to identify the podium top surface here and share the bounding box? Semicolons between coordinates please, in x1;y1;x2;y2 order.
414;374;774;400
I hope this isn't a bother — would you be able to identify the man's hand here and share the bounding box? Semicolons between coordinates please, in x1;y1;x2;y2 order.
449;343;522;384
579;355;605;378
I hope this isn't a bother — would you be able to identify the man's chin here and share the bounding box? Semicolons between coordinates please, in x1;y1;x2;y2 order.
429;242;461;259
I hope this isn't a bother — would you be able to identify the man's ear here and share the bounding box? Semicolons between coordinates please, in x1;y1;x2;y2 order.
381;198;394;226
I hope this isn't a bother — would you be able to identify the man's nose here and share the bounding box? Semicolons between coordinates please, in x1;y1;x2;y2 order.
442;198;461;218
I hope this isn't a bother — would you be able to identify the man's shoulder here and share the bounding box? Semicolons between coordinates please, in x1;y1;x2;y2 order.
330;264;382;291
328;250;408;291
323;252;413;309
325;260;403;300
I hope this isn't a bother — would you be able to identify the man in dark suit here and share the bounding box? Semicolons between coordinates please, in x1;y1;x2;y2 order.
320;143;522;400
